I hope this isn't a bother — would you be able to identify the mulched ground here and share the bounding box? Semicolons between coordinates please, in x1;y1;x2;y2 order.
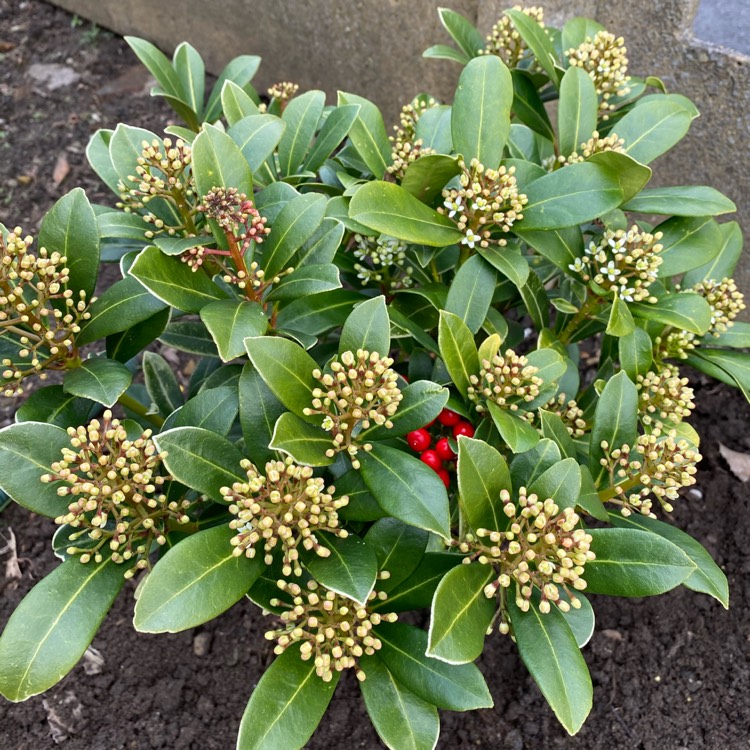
1;2;749;749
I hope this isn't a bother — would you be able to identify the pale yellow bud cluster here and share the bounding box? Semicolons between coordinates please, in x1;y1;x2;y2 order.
222;457;348;577
636;367;694;426
302;350;402;469
692;277;745;336
560;131;625;166
265;579;398;682
1;227;92;396
352;234;414;290
481;6;545;68
600;429;702;516
387;98;438;181
199;188;270;240
40;411;189;577
116;137;195;237
439;159;528;250
569;225;663;303
566;31;631;116
467;348;543;414
540;394;587;437
268;81;299;104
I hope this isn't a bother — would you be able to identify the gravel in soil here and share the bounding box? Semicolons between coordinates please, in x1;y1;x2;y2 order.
1;2;749;749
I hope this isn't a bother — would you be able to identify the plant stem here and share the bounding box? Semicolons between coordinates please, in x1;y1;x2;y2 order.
117;392;165;428
557;295;601;345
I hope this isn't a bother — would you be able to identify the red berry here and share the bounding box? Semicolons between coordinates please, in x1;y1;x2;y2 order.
437;468;451;487
420;450;443;471
453;421;475;439
407;428;431;452
437;408;461;427
435;437;456;461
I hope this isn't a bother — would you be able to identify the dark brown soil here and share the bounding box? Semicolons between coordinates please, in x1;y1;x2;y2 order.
1;3;749;749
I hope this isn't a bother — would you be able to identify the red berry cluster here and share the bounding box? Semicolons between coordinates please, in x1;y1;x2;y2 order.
406;409;475;488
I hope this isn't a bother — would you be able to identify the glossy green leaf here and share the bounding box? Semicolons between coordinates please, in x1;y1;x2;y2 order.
270;412;334;466
618;327;653;380
438;311;479;397
377;553;464;612
304;103;361;172
86;128;120;194
476;243;530;287
107;307;171;365
220;80;261;125
617;98;693;164
606;294;635;337
239;363;286;465
682;221;743;286
134;525;264;632
585;528;695;596
427;563;494;664
173;41;205;119
560;591;595;648
509;595;592;735
339;295;390;357
558;66;597;156
452;55;512;168
338;92;391;179
528;457;580;510
204;55;261;123
415;105;453;153
656;216;723;277
507;8;561;83
359;444;451;540
159;318;219;357
172;385;238;435
153;426;245;501
295;218;345;266
278;90;325;176
510;70;555;142
630;292;712;335
510;438;562;489
192;123;253;198
401;154;462;204
364;518;429;589
538;410;577;459
445;255;497;334
126;36;182;97
423;43;470;65
200;299;268;362
228;114;286;172
438;7;484;57
622;186;736;216
0;557;124;701
63;358;133;408
686;349;750;401
488;402;540;453
376;622;493;711
360;655;440;750
142;351;182;416
515;226;583;273
15;386;95;429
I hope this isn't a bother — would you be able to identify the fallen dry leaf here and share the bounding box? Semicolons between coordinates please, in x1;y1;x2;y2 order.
52;153;70;186
719;443;750;482
81;646;105;676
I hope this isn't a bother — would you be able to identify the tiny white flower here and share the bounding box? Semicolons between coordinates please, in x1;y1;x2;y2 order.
472;197;489;211
444;196;463;218
462;229;481;249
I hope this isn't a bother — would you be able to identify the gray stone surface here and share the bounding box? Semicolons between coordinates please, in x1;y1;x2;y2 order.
695;0;750;56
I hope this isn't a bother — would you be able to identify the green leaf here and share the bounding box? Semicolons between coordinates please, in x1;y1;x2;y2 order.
338;92;391;179
685;349;750;401
445;255;497;334
438;7;484;58
38;188;99;299
349;181;464;247
618;327;653;380
134;525;264;632
423;44;470;65
617;97;693;164
220;80;260;125
295;218;345;266
364;518;429;589
153;427;245;501
159;318;219;357
427;563;494;664
278;90;325;176
506;9;561;84
228;114;286;172
561;17;605;51
703;322;750;349
76;277;167;346
401;154;462;204
587;151;652;204
204;55;261;123
415;105;453;153
451;55;513;168
376;622;493;711
606;294;635;337
172;385;238;435
520;161;624;230
457;436;511;532
515;226;583;273
107;307;171;364
588;371;637;485
360;654;440;750
630;292;712;335
438;310;479;397
270;412;334;466
622;186;736;216
192;123;253;198
656;216;723;277
378;553;464;612
585;528;695;596
304;103;361;172
239;363;286;465
304;533;378;605
359;444;451;540
86;128;120;194
15;386;95;429
527;457;580;510
608;513;728;608
476;242;530;287
63;358;133;407
558;66;597;156
126;36;182;97
200;299;268;362
488;402;540;453
244;336;319;419
0;422;71;517
261;193;327;279
683;221;743;286
510;70;555;142
0;557;124;702
266;264;341;302
508;594;592;735
143;351;182;416
539;410;577;460
130;245;226;313
339;295;391;356
173;42;205;120
361;380;449;441
510;438;562;488
238;645;338;750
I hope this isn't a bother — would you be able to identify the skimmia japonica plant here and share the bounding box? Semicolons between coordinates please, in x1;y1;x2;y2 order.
0;6;745;748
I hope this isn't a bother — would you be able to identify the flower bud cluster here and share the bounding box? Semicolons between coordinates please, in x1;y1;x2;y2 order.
41;411;189;577
1;227;92;396
566;31;631;116
199;187;270;239
569;225;663;302
600;429;702;516
636;367;694;426
481;6;545;68
692;277;745;335
540;394;587;438
222;457;349;577
116;138;195;236
302;350;403;469
559;131;625;166
467;349;543;414
459;488;594;617
439;159;528;250
387;98;438;181
265;579;398;682
268;81;299;105
352;233;414;290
